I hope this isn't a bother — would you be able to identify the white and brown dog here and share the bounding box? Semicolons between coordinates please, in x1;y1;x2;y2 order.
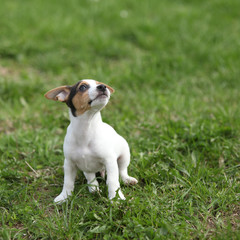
45;79;138;203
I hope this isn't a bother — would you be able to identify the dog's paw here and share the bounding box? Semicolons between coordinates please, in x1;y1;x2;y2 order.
54;193;69;204
123;176;138;185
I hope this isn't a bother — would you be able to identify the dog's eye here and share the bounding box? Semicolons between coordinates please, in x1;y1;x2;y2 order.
79;84;88;92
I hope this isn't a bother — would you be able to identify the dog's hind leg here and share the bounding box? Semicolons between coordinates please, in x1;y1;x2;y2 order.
117;150;138;185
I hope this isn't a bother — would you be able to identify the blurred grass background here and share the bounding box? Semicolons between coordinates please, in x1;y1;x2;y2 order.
0;0;240;239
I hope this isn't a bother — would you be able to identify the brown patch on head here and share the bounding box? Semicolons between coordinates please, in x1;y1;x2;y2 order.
96;81;115;94
71;81;91;116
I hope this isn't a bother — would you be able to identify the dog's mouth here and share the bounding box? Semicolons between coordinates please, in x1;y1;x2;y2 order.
88;93;108;105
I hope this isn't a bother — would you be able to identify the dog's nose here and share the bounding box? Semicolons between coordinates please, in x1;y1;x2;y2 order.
97;84;106;92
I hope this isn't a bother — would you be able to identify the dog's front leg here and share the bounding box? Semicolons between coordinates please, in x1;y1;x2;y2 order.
106;160;125;200
54;159;77;203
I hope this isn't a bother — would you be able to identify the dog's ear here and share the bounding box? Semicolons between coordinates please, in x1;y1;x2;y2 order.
44;86;71;102
97;82;115;94
106;84;115;94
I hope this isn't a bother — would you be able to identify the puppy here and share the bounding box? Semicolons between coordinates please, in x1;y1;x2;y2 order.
45;79;138;203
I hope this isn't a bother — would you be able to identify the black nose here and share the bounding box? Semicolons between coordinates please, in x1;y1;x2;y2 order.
97;84;106;92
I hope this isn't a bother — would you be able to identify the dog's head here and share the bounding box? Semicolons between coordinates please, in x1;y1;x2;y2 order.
44;79;114;117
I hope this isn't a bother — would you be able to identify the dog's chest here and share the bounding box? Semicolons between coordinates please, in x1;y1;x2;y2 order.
64;137;104;173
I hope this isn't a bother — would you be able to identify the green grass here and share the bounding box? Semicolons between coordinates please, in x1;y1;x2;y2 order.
0;0;240;239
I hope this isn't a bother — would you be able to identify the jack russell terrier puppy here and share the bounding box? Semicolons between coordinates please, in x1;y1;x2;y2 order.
45;79;138;203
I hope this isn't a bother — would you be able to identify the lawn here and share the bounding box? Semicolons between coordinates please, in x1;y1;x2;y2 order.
0;0;240;239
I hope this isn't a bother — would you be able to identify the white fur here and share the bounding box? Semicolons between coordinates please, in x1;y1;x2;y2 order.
54;80;137;203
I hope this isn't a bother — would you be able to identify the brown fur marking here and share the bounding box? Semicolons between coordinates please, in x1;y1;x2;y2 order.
72;81;91;116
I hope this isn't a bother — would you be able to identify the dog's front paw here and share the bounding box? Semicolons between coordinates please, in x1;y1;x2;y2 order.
123;176;138;185
54;193;69;204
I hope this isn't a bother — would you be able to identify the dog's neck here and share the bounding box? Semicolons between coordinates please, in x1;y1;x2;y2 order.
69;109;102;137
